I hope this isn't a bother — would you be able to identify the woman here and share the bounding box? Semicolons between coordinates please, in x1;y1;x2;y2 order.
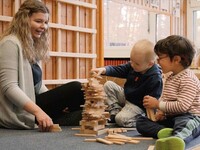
0;0;84;131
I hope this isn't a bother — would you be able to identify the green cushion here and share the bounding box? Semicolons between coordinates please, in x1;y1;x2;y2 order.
155;136;185;150
157;128;173;139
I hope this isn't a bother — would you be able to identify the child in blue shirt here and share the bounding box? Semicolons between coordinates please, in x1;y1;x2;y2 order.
91;39;163;127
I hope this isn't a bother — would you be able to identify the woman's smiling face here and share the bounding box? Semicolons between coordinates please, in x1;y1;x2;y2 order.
29;12;49;39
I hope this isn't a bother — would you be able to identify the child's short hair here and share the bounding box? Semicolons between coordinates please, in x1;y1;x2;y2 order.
154;35;195;68
132;39;155;62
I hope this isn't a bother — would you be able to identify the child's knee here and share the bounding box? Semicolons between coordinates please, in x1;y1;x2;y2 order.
103;81;115;90
115;113;123;126
115;113;136;127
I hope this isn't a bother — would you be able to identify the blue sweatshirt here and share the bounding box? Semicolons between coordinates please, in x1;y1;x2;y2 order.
105;62;163;110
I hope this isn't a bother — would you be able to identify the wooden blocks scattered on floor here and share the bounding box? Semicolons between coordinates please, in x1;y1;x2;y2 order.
73;122;153;146
107;127;132;134
74;127;135;137
74;126;153;145
107;127;136;134
83;132;153;145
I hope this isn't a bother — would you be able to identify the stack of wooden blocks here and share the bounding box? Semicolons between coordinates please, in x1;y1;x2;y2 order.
74;75;155;149
80;76;110;135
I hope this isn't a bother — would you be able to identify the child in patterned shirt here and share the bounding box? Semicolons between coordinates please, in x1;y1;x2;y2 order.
136;35;200;150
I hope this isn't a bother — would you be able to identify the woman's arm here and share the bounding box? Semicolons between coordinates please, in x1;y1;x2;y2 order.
23;100;53;131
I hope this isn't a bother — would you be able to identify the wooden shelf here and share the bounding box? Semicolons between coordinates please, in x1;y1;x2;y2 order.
49;23;97;34
0;15;12;22
57;0;97;9
49;52;96;58
43;79;88;85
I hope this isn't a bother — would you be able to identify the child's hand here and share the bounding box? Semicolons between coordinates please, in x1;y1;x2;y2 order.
155;110;165;121
143;95;159;109
90;67;106;76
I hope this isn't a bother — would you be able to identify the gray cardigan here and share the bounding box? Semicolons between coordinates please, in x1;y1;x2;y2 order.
0;35;48;129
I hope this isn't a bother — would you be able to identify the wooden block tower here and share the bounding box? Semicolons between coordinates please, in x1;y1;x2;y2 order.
80;75;110;135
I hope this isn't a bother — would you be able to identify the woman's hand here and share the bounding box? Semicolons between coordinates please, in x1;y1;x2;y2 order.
143;95;159;109
35;110;53;132
23;101;53;132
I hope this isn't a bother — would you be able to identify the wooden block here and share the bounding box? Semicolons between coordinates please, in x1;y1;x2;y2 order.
49;124;62;132
126;139;140;144
80;129;97;135
113;128;122;133
105;137;127;142
107;128;134;134
84;139;97;142
147;145;155;150
121;128;127;132
111;133;129;138
96;138;113;145
131;137;154;140
105;134;140;144
108;129;114;134
110;141;125;145
146;108;156;121
107;134;132;141
80;127;108;136
75;133;96;137
96;128;109;135
122;128;136;131
91;72;102;79
71;127;80;130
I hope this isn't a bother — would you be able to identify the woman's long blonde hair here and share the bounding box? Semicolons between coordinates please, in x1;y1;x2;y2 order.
0;0;50;63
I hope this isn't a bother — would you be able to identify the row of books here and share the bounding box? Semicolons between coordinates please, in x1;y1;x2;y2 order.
104;58;129;66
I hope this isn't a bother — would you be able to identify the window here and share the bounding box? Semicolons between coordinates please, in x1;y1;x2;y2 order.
104;0;149;47
156;14;170;41
104;0;171;58
193;10;200;52
104;0;149;57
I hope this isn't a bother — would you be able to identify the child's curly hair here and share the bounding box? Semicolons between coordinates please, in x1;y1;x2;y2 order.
154;35;195;68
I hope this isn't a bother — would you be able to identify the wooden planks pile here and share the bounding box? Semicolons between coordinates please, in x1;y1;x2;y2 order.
74;126;154;149
80;75;110;135
83;129;154;147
